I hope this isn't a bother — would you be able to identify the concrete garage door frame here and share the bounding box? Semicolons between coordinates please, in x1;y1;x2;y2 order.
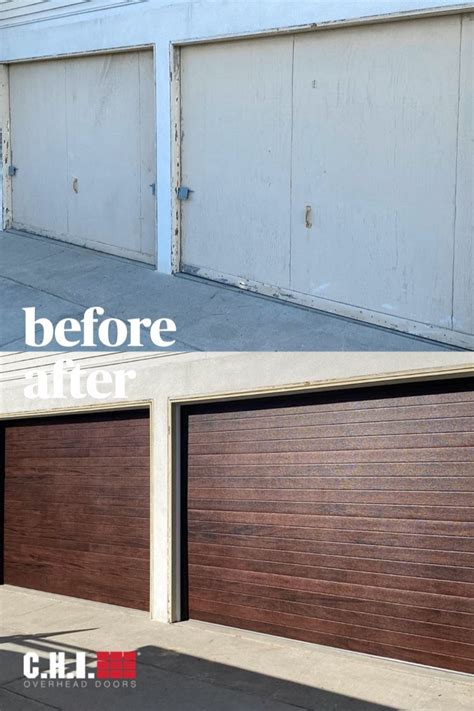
0;44;157;265
171;5;474;350
172;372;474;673
0;402;154;614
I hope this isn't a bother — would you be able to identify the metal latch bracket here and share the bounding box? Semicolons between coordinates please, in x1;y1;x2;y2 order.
177;186;192;200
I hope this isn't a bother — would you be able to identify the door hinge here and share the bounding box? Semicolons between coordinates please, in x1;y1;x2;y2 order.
7;165;17;176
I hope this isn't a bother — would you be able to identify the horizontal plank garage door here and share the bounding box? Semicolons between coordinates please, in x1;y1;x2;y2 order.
184;379;474;673
9;50;156;263
180;13;473;347
2;410;150;610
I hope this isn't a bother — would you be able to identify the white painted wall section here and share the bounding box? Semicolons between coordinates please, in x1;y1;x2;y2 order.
453;13;474;336
0;63;11;230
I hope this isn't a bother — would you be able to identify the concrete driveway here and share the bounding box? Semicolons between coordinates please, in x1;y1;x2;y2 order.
0;230;456;352
0;586;472;711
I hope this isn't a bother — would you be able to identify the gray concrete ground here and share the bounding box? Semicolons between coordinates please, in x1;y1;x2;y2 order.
0;586;472;711
0;230;456;352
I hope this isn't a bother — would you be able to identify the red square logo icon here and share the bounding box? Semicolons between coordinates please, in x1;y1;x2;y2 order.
96;651;137;679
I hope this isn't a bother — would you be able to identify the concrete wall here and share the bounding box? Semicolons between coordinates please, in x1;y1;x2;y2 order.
0;0;143;28
1;350;473;621
0;0;472;273
0;64;10;231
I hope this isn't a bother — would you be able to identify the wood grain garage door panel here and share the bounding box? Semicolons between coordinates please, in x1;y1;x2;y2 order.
185;379;474;673
3;410;150;610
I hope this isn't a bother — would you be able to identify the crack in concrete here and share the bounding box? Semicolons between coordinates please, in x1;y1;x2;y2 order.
0;275;88;310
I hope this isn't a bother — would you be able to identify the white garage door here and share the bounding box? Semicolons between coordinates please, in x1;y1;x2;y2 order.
10;50;156;264
180;15;473;347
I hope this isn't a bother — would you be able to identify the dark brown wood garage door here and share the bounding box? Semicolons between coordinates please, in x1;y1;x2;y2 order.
184;378;474;673
2;409;150;610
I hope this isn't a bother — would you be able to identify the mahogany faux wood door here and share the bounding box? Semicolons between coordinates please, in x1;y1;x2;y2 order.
184;379;474;673
3;410;150;610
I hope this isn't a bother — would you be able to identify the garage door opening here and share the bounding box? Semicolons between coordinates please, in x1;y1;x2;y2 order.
178;13;473;346
8;49;156;264
1;408;150;610
179;378;474;673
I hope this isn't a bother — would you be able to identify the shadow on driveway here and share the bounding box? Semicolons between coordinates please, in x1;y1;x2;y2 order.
0;629;395;710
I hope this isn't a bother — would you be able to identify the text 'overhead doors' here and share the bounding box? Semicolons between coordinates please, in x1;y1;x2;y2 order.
3;410;150;610
9;50;156;263
180;14;473;345
184;379;474;673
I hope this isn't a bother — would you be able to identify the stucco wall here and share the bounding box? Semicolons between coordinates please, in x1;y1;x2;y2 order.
1;350;473;620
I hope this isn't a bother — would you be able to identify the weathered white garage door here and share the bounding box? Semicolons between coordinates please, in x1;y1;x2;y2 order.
10;50;156;263
180;15;473;347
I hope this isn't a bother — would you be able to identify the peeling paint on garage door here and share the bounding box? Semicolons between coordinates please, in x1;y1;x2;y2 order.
9;50;156;264
180;14;473;348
